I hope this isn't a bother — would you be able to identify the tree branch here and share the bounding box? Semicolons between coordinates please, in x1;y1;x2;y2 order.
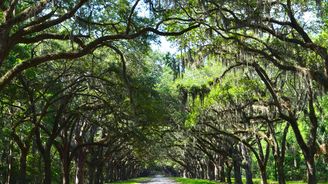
19;33;87;48
0;24;200;90
3;0;50;27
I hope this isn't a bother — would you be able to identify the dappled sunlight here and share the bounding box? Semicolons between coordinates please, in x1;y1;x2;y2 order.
1;0;328;184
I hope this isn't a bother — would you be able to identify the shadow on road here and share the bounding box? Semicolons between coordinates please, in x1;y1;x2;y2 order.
141;175;177;184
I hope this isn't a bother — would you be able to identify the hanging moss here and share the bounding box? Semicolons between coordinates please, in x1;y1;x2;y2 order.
189;85;200;104
178;84;188;107
208;79;214;87
199;84;211;105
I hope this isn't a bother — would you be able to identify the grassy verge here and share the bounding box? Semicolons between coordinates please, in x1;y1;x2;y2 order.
107;177;151;184
172;177;221;184
172;177;328;184
246;178;328;184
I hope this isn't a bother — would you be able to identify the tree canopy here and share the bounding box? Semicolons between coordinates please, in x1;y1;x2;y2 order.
0;0;328;184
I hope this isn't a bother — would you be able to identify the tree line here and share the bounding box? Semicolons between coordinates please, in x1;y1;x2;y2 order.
0;0;328;184
160;1;328;184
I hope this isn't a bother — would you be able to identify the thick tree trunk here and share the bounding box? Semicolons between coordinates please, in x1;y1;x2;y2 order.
270;122;288;184
19;150;28;184
62;157;70;184
6;141;13;184
244;163;253;184
306;156;316;184
241;144;253;184
226;164;232;184
75;149;86;184
275;159;286;184
233;160;242;184
259;166;268;184
207;160;215;180
43;150;52;184
0;29;11;64
218;158;225;182
183;169;187;178
289;119;317;184
219;164;225;182
214;164;219;180
88;163;95;184
59;143;71;184
306;89;318;184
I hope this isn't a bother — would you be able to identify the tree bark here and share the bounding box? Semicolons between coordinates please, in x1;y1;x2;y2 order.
43;150;52;184
19;150;28;184
275;157;286;184
6;141;13;184
233;159;242;184
306;87;318;184
75;149;86;184
259;166;268;184
226;163;232;184
306;156;316;184
270;122;288;184
219;163;225;182
0;29;11;64
62;155;70;184
241;144;253;184
289;119;317;184
207;160;215;180
94;162;104;184
244;162;253;184
88;163;95;184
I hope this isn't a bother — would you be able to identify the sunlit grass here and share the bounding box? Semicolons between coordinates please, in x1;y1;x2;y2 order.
172;177;328;184
107;177;151;184
173;177;221;184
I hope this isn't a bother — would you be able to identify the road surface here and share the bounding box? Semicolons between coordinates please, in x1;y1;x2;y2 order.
142;175;178;184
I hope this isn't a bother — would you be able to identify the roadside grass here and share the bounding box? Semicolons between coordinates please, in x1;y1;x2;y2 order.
107;176;328;184
241;178;328;184
173;177;219;184
286;182;328;184
172;177;328;184
107;177;151;184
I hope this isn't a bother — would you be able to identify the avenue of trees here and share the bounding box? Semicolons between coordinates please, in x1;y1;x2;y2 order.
0;0;328;184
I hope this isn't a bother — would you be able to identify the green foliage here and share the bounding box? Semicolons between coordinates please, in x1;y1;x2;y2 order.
1;0;328;183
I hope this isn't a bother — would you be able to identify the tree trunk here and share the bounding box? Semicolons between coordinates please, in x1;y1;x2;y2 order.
62;157;70;184
270;122;288;184
226;164;232;184
75;149;86;184
306;156;316;184
289;120;317;184
233;160;242;184
88;163;95;184
275;159;286;184
219;164;225;182
0;30;11;63
242;144;253;184
207;160;215;180
259;166;268;184
6;141;13;184
306;87;318;184
218;158;225;182
214;163;219;180
19;150;28;184
244;163;253;184
43;150;52;184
